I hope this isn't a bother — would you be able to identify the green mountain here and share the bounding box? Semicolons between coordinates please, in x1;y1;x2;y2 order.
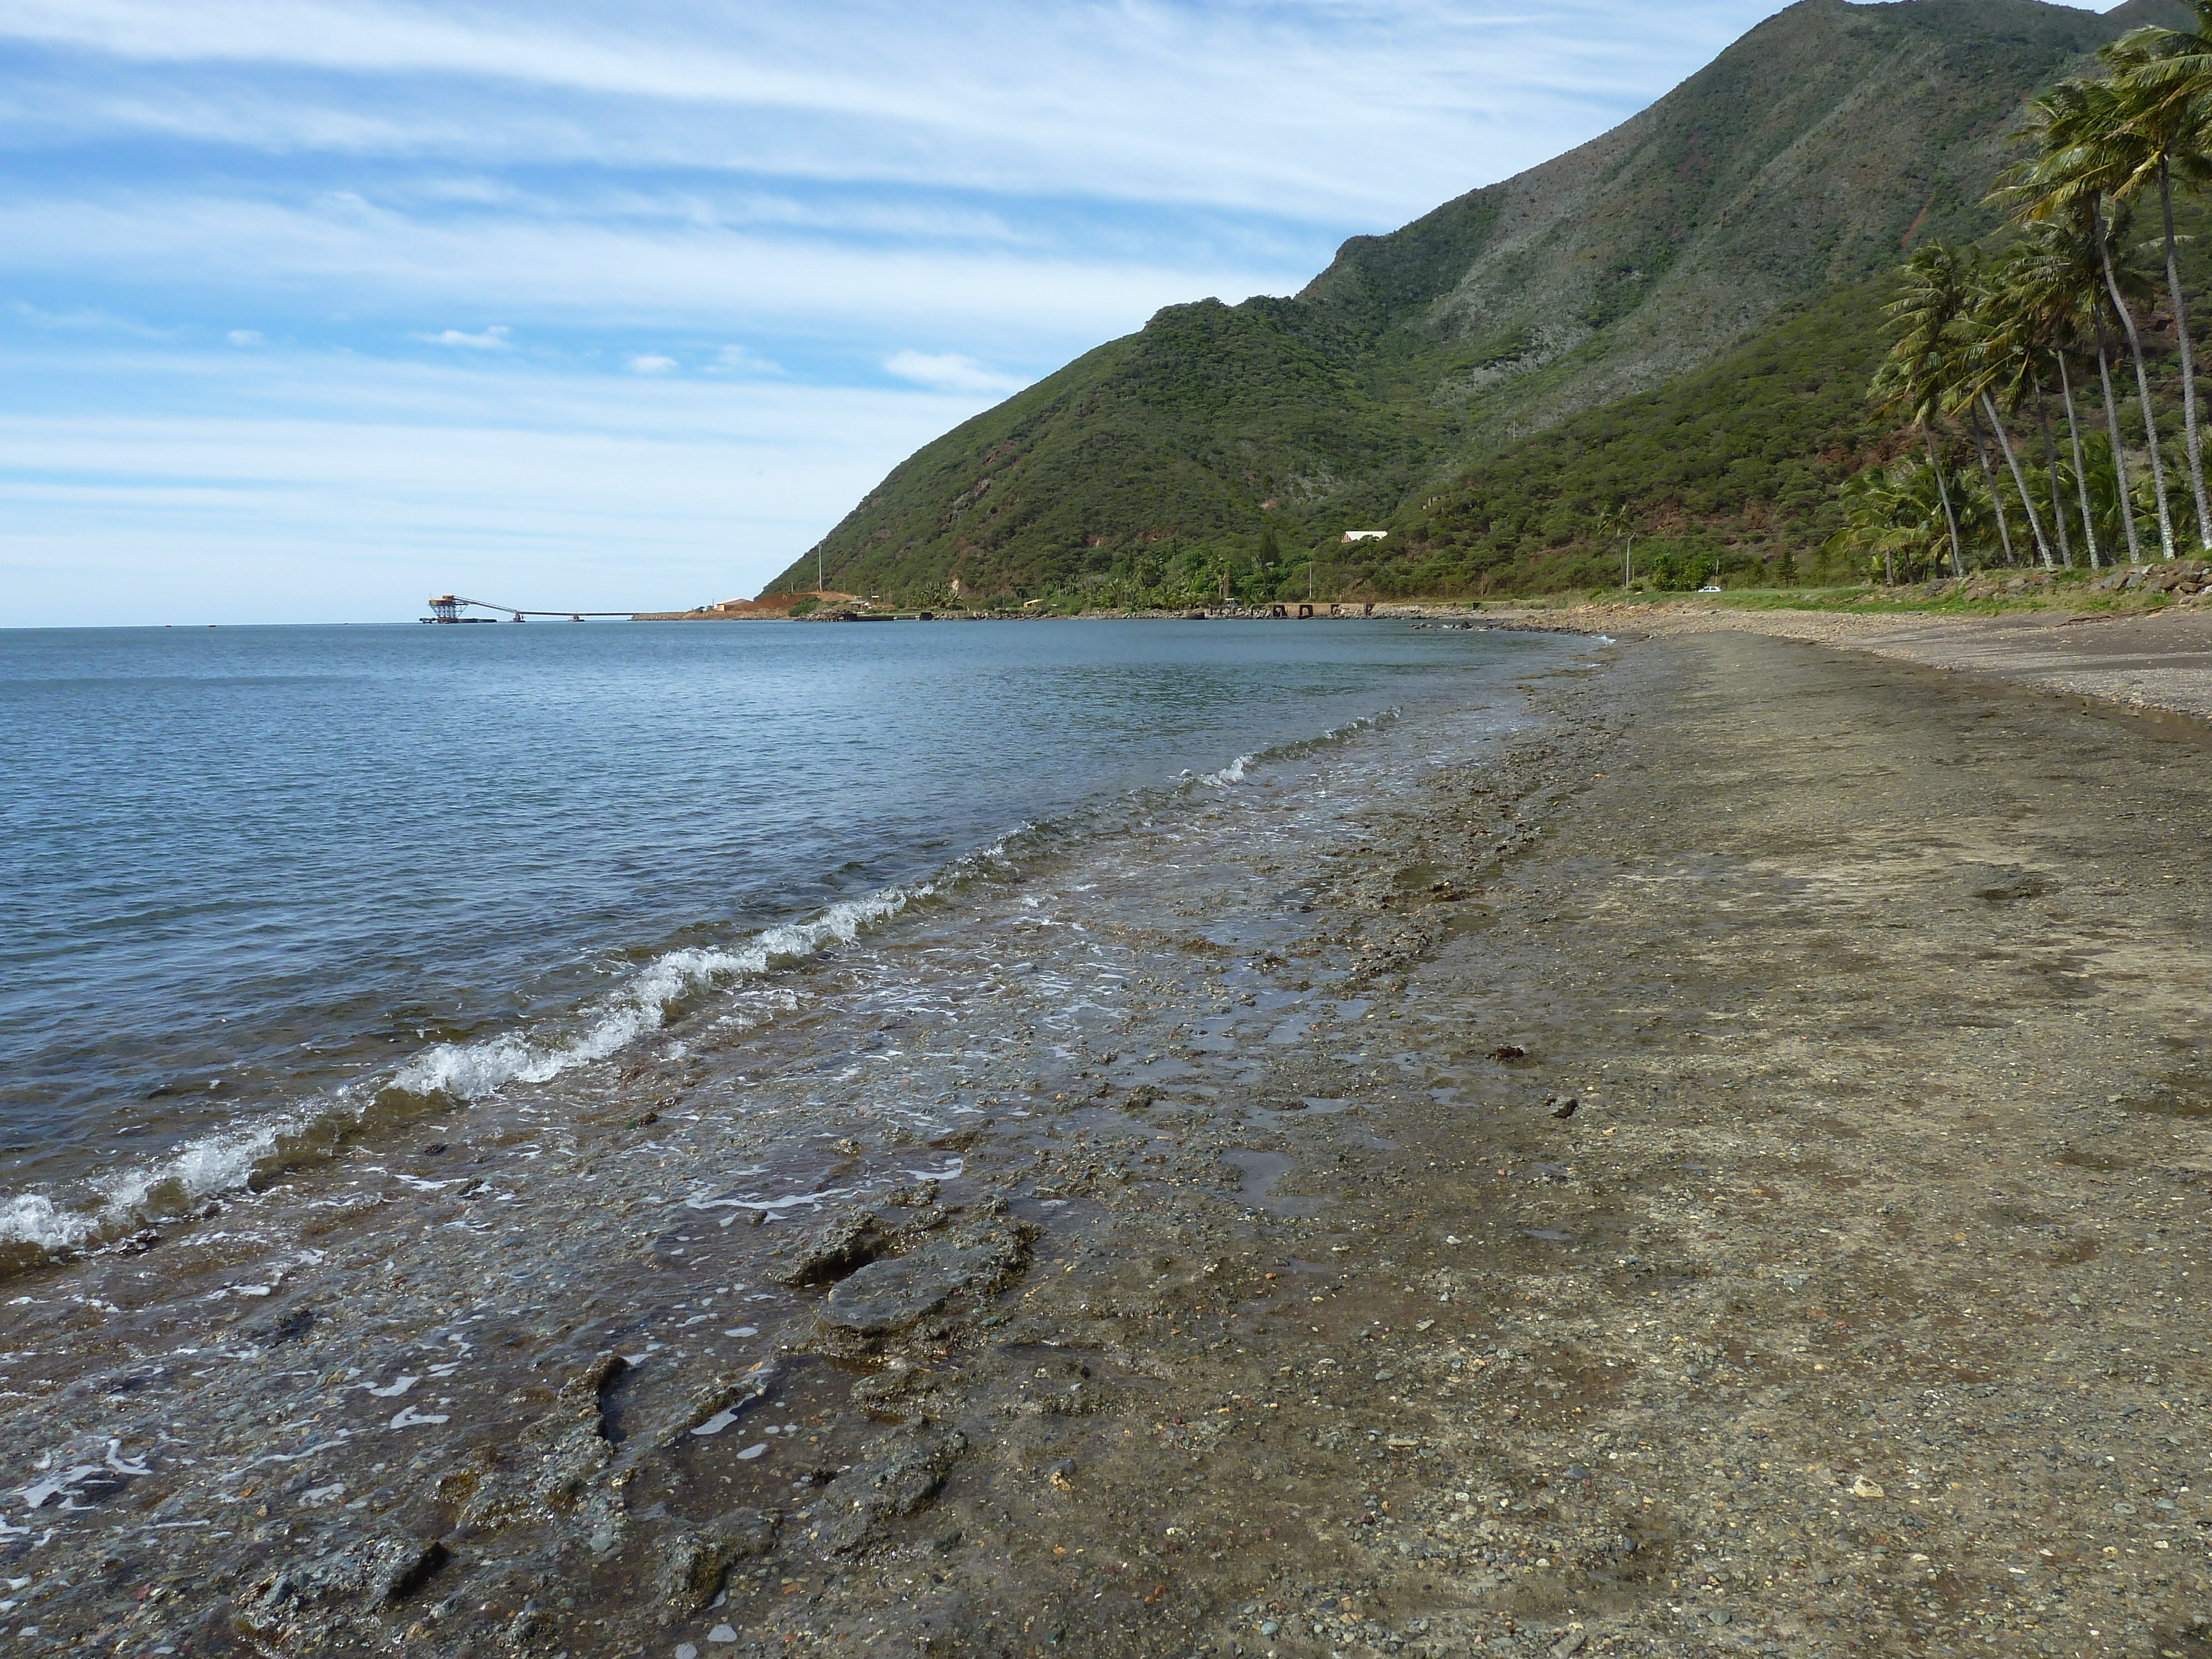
768;0;2182;605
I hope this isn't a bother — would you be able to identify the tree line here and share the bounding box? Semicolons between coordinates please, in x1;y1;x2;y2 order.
1843;2;2212;582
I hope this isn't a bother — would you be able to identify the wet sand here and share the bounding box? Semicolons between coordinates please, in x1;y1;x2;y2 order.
8;629;2211;1659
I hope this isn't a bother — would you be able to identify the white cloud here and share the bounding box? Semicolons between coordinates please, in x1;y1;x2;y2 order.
0;0;1849;628
883;349;1024;397
0;342;1001;625
420;324;511;348
0;1;1802;223
711;343;780;374
0;194;1298;346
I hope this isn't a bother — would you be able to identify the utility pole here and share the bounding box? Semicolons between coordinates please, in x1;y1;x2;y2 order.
1624;534;1634;588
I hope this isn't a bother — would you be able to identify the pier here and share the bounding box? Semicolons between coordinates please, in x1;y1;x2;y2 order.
421;594;635;623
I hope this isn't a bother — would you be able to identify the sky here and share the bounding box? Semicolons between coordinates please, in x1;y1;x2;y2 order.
0;0;2026;626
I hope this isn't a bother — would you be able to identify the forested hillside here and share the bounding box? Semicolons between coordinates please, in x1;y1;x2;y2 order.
768;0;2185;606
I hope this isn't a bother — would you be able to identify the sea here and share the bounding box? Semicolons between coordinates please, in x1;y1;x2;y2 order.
0;615;1569;1266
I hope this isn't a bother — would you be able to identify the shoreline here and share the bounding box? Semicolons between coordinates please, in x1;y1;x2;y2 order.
7;633;2209;1657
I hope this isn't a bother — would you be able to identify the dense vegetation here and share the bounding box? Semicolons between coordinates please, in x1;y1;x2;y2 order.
767;0;2164;607
1825;3;2212;583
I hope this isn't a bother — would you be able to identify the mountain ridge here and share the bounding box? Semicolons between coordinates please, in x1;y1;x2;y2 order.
768;0;2182;603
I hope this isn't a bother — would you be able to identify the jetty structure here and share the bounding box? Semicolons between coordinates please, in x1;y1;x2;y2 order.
421;594;635;623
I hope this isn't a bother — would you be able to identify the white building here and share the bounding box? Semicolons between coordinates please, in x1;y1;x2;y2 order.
1342;529;1388;543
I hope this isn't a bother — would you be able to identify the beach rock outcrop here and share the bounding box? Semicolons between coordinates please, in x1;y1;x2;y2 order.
653;1507;776;1616
817;1430;967;1554
821;1206;1036;1336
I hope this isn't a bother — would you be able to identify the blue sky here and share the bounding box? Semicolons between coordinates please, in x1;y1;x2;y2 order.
1;0;2014;625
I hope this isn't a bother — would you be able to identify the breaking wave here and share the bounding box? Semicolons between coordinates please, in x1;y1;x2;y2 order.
0;703;1404;1270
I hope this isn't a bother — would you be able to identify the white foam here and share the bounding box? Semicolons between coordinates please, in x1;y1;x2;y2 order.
0;888;927;1264
0;1111;291;1259
394;888;920;1105
1198;754;1255;787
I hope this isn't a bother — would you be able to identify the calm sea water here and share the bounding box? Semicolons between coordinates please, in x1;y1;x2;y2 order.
0;617;1560;1254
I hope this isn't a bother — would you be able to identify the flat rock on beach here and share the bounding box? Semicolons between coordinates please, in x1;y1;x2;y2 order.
1;625;2208;1659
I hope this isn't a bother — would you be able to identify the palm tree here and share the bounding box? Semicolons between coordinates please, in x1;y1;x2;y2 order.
1592;503;1634;586
2001;231;2108;566
1877;243;1973;576
2106;5;2212;549
1998;78;2176;562
1957;263;2062;569
1825;460;1959;585
2007;213;2148;567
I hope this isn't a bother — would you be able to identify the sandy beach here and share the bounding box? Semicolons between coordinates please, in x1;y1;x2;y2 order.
9;618;2210;1659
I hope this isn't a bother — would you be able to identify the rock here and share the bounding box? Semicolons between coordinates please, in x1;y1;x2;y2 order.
818;1431;968;1553
1550;1634;1586;1657
1849;1475;1885;1499
1490;1044;1528;1061
285;1536;452;1608
463;1352;627;1526
248;1306;315;1346
1547;1096;1579;1119
850;1364;953;1420
779;1209;892;1287
652;1509;776;1616
821;1213;1037;1335
658;1364;776;1442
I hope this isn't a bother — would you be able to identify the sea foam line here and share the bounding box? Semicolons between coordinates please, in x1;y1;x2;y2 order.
0;879;945;1265
0;705;1405;1265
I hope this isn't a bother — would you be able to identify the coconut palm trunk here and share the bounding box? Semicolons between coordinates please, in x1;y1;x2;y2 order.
2096;328;2145;563
2058;353;2100;567
2099;199;2176;560
1968;401;2018;566
1983;392;2059;567
1926;430;1965;577
2036;380;2073;568
2157;158;2212;550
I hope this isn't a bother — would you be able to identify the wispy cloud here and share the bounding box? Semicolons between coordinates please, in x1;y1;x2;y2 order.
711;343;779;374
0;1;1799;220
0;341;1001;624
0;0;1818;623
0;194;1302;346
419;324;511;349
884;349;1024;397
